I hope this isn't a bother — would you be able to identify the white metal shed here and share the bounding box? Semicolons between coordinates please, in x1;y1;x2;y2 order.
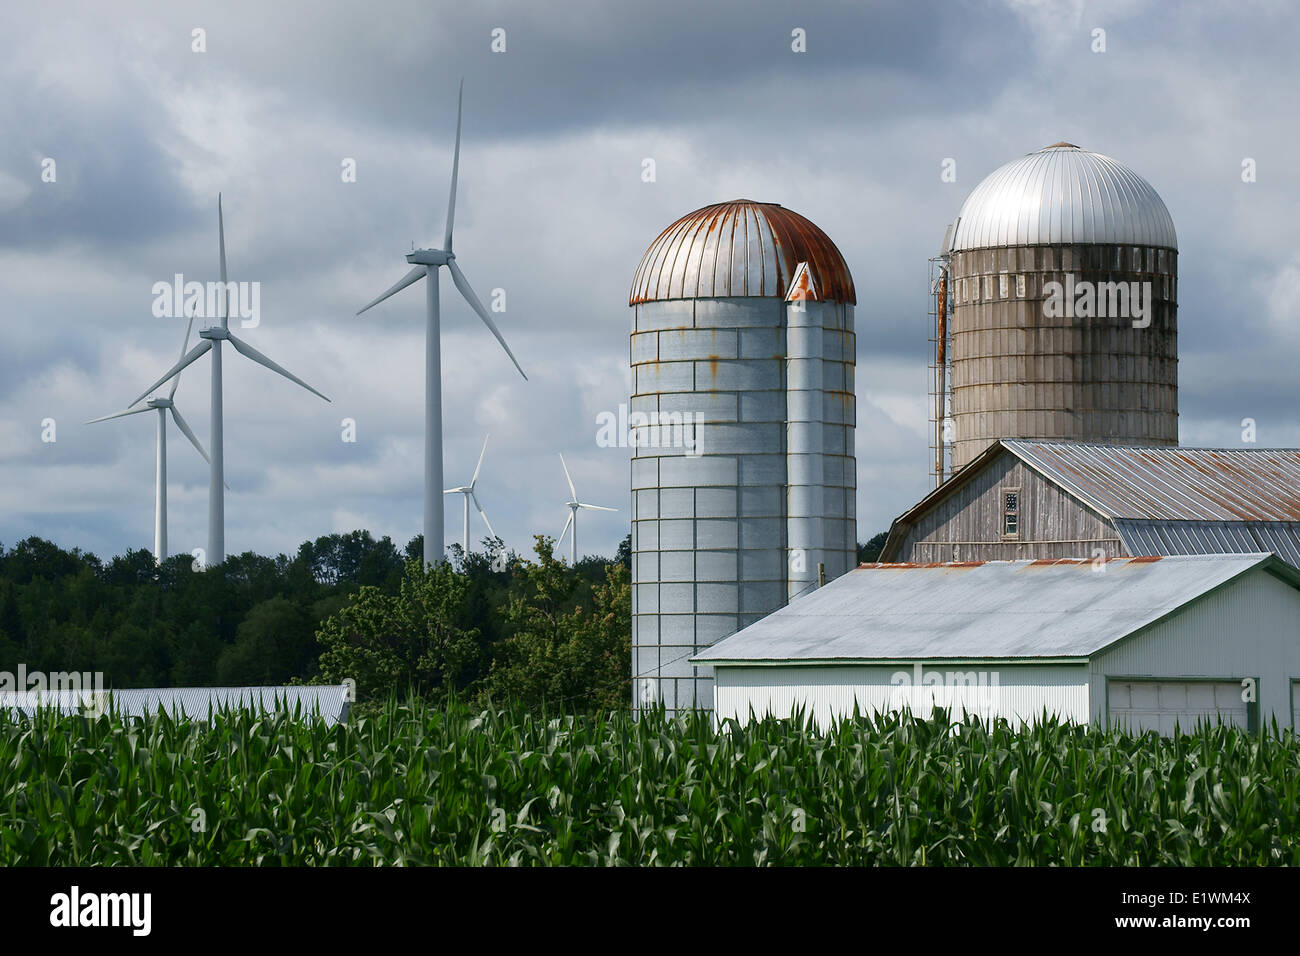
692;554;1300;734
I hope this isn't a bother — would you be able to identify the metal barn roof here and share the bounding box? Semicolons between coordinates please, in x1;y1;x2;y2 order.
1003;441;1300;521
883;440;1300;564
949;144;1177;252
629;200;856;305
0;685;351;725
693;553;1299;664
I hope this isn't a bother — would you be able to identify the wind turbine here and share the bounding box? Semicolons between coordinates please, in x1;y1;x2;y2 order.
128;194;330;567
443;434;495;553
556;453;617;565
356;80;527;567
86;306;215;563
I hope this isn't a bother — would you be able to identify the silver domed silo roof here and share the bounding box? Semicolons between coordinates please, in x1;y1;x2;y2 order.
629;200;856;304
949;144;1177;251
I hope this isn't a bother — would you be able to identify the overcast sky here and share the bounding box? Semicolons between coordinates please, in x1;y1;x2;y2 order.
2;0;1297;564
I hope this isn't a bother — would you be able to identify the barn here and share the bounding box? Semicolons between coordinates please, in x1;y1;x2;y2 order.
692;553;1300;734
881;440;1300;564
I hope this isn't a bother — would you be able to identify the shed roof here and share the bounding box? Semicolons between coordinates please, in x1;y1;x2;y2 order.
693;553;1299;665
0;685;351;725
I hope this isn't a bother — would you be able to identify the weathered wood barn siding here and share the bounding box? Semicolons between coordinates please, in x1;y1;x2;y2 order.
894;447;1123;561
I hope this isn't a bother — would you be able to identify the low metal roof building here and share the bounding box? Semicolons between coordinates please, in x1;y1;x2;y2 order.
0;685;352;726
881;440;1300;564
693;554;1300;734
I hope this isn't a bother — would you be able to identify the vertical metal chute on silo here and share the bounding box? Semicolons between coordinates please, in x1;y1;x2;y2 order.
930;219;958;487
785;262;824;602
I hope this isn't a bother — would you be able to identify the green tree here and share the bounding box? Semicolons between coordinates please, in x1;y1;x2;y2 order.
482;537;631;712
0;580;23;668
216;596;316;685
314;559;480;703
858;531;889;563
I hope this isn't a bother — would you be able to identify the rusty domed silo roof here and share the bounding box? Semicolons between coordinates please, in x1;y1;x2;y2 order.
630;200;856;305
950;144;1177;252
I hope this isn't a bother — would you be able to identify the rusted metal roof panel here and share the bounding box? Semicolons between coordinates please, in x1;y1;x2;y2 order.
1005;441;1300;521
950;144;1177;251
693;554;1289;663
630;200;856;304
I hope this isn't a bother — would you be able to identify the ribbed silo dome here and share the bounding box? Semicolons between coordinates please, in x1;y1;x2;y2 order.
950;144;1177;252
630;200;856;305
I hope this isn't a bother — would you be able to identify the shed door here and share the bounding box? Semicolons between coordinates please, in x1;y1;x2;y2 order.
1107;680;1250;736
1293;681;1300;731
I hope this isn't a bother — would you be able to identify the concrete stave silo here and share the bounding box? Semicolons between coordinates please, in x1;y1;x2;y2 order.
628;200;857;713
939;144;1179;475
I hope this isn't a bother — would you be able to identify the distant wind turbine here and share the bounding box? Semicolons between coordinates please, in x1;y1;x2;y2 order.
129;195;330;567
443;434;495;553
556;453;617;565
356;80;527;567
86;306;215;563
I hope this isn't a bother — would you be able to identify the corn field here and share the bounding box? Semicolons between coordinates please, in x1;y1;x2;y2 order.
2;700;1298;865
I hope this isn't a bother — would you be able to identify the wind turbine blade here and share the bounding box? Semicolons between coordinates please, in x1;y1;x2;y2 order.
578;503;618;512
356;266;426;315
129;339;213;407
218;194;229;328
445;78;463;251
470;489;495;538
85;406;152;425
558;453;577;500
443;486;469;495
558;511;573;547
470;433;489;486
169;306;198;400
446;259;527;380
169;405;210;464
226;332;331;403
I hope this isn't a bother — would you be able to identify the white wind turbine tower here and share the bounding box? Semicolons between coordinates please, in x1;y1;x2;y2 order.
129;195;330;567
357;80;527;567
443;434;495;553
86;307;215;562
557;453;617;565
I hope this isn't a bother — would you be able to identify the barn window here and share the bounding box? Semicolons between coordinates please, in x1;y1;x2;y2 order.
1016;274;1026;297
998;273;1009;298
1002;488;1020;537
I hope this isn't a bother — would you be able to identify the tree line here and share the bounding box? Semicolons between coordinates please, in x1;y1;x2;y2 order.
0;532;629;711
0;528;886;712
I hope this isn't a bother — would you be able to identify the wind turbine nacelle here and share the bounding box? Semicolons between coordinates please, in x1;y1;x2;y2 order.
406;248;452;266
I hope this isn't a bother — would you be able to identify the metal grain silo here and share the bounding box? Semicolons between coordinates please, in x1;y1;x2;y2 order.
935;144;1178;477
628;200;857;713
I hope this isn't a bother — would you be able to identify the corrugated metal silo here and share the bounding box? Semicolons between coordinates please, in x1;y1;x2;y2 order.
628;200;857;712
943;144;1179;472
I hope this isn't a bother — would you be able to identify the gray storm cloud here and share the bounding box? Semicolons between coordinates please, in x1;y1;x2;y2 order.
1;0;1297;560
